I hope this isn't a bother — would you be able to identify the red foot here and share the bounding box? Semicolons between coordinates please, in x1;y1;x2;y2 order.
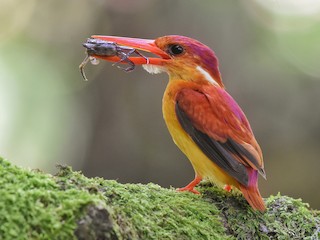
224;185;232;192
177;175;202;195
178;187;200;194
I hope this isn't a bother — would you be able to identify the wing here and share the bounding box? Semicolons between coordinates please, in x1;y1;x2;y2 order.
175;87;265;186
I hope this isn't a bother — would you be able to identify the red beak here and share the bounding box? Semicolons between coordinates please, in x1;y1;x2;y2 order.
90;35;170;65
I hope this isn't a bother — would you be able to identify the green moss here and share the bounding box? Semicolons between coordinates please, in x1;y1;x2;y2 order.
56;166;229;239
199;183;320;239
264;194;320;239
0;157;319;239
0;158;104;240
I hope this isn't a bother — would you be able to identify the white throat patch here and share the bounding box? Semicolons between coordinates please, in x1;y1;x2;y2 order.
142;64;166;74
196;66;218;86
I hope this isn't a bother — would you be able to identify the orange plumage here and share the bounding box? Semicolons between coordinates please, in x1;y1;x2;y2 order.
85;35;267;211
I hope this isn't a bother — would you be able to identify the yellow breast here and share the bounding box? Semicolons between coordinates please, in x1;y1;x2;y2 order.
162;80;238;187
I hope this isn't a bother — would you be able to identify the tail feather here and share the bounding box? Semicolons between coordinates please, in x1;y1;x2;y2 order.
239;184;266;211
239;169;266;212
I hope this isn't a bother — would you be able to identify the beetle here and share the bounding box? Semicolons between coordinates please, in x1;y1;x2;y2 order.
79;38;149;81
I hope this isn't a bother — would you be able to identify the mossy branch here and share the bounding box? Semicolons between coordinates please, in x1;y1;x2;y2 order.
0;158;319;239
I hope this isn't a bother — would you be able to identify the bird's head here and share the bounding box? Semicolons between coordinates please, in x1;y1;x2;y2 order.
90;35;223;87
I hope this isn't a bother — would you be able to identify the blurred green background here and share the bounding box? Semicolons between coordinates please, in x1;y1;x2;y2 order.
1;0;319;208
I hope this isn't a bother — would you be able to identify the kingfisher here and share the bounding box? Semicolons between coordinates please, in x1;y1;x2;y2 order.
85;35;267;211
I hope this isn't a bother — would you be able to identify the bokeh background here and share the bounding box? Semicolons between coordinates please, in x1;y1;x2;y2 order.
1;0;319;208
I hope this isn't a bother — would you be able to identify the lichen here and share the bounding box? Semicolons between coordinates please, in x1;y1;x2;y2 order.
0;157;319;240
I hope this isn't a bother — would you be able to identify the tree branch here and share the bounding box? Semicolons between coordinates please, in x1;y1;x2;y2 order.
0;158;318;239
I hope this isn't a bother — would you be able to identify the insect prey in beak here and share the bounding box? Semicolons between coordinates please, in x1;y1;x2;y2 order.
79;38;149;81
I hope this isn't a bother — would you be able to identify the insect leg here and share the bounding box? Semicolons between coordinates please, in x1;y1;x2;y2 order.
79;54;90;81
133;50;149;64
120;48;149;64
114;48;149;72
122;58;135;72
120;49;149;71
112;51;135;72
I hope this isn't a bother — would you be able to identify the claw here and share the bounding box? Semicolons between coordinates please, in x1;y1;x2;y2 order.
177;175;202;195
178;187;200;194
224;185;232;192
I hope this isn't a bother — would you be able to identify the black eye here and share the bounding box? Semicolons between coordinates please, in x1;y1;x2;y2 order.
168;44;184;56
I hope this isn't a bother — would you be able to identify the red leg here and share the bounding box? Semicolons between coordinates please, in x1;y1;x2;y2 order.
224;185;232;192
178;175;202;194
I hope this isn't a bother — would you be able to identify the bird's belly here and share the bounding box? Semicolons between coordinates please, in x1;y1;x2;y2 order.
162;85;235;187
